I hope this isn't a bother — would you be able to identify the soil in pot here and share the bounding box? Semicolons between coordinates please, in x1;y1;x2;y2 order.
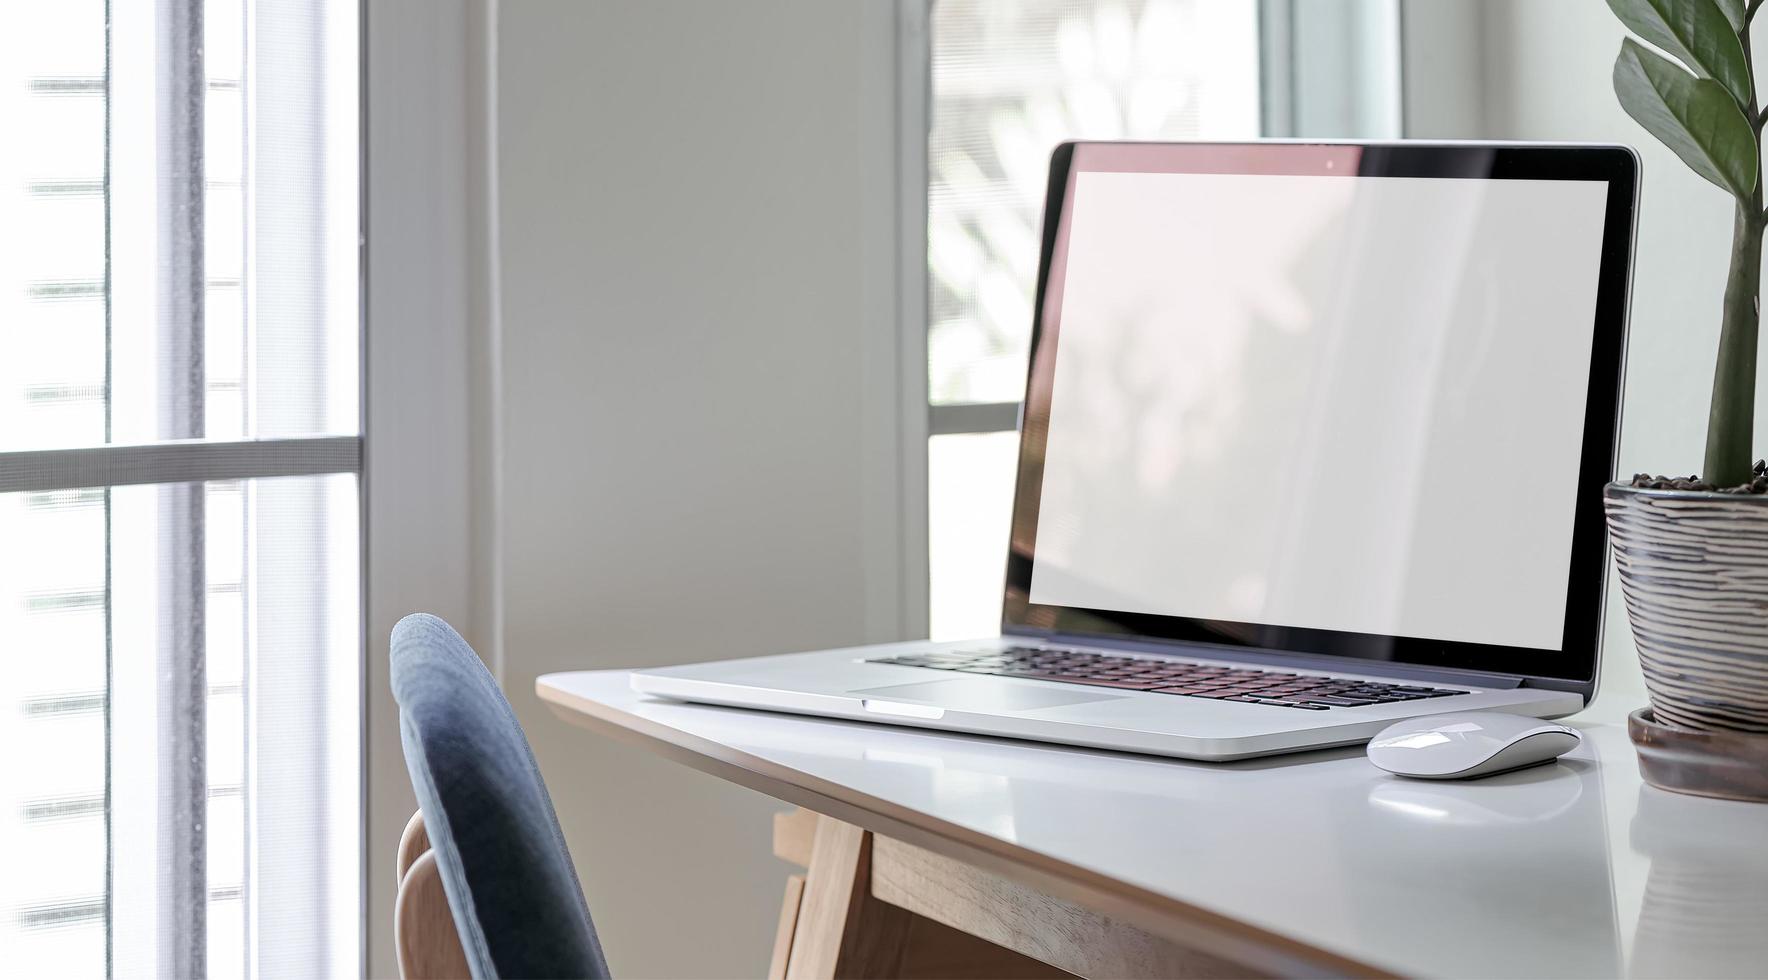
1629;459;1768;494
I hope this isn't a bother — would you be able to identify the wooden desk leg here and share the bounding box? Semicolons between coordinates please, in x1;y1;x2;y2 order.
784;816;915;979
773;811;1072;980
769;874;808;980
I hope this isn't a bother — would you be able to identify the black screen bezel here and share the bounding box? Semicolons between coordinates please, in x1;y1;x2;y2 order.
1002;141;1637;686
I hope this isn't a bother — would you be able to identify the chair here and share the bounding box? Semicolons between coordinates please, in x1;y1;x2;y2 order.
391;613;611;979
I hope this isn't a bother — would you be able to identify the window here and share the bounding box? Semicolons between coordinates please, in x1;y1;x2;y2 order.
1;2;360;976
927;0;1262;639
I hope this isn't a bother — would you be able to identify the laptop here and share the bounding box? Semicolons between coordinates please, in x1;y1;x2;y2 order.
633;140;1639;761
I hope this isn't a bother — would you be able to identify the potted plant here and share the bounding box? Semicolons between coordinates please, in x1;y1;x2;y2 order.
1605;0;1768;800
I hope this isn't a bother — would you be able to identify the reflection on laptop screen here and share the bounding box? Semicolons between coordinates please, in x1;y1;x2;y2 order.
1027;170;1609;650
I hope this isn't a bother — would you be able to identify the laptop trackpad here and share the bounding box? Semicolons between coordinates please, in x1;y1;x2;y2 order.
849;678;1125;713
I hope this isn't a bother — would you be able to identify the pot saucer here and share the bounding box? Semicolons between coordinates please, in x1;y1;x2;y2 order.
1630;708;1768;803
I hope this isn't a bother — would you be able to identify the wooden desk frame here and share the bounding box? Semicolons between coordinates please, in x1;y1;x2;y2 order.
767;806;1255;978
542;689;1388;979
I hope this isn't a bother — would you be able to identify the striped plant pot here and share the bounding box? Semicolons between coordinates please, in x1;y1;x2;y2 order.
1605;483;1768;732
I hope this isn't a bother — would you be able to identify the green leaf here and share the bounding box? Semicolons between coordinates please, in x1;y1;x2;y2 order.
1710;0;1747;32
1614;38;1758;199
1606;0;1753;106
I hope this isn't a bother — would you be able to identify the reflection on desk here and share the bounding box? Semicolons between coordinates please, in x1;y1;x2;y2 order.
1631;787;1768;978
539;671;1768;978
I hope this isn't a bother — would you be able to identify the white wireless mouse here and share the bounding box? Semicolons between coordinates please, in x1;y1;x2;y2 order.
1366;712;1581;780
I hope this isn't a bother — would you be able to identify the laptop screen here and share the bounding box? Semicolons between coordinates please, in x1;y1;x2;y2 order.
1005;143;1636;685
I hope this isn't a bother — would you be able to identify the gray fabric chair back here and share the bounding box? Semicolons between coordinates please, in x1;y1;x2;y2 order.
391;613;611;979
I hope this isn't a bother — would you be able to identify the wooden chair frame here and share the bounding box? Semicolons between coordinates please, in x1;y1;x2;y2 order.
395;811;473;980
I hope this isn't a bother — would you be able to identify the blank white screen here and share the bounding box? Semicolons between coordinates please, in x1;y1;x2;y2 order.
1027;171;1609;650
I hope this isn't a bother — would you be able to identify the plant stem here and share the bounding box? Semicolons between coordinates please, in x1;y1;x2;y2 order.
1705;204;1763;487
1707;20;1765;488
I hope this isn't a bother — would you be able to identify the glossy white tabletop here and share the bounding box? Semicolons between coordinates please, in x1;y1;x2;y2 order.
538;670;1768;979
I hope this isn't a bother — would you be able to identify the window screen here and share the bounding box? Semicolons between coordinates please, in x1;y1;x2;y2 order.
0;2;361;976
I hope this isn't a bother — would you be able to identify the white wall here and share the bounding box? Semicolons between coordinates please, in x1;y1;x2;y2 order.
494;1;906;975
1403;0;1768;709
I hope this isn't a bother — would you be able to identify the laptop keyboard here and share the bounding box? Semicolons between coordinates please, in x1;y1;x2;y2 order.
867;646;1466;710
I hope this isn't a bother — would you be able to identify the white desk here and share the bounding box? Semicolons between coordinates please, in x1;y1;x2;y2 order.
539;669;1768;978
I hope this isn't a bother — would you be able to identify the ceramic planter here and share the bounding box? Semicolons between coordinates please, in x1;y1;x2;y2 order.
1605;483;1768;732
